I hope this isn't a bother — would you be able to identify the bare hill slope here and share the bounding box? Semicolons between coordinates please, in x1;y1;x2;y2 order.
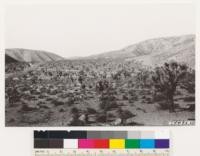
89;34;195;68
5;48;64;63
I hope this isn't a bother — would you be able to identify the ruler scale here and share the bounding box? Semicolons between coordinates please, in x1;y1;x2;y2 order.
35;149;170;156
33;131;170;156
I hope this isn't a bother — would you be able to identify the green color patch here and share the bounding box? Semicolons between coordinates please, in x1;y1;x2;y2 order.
125;139;140;148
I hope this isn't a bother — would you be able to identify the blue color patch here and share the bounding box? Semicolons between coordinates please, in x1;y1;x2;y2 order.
140;139;155;148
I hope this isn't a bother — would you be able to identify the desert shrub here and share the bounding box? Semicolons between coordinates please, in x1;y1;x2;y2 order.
5;62;30;73
183;96;195;102
118;102;126;106
86;107;97;114
145;97;153;104
34;91;41;95
29;95;37;100
187;104;195;112
96;80;110;92
119;88;125;93
139;90;151;96
39;104;50;109
108;102;118;109
20;87;29;92
128;89;134;95
122;95;129;100
117;108;136;125
7;87;21;106
129;95;138;102
21;103;39;111
118;109;135;119
9;118;15;123
49;90;58;95
59;108;65;112
107;113;116;118
157;102;179;110
181;82;195;93
157;102;170;110
89;85;93;89
175;90;182;96
180;69;195;93
128;99;134;103
128;90;138;100
129;96;138;102
99;97;118;110
52;99;64;106
96;114;107;123
40;87;47;93
142;95;146;99
81;84;86;90
38;94;47;99
67;97;76;106
58;93;68;98
20;110;52;124
46;97;53;101
153;93;165;102
128;80;135;88
71;107;79;114
135;69;153;88
99;91;118;111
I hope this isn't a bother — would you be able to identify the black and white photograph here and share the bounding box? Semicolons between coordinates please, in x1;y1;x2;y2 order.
5;3;195;126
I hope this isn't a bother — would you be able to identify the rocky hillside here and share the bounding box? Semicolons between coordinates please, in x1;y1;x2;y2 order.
5;48;64;63
88;34;195;68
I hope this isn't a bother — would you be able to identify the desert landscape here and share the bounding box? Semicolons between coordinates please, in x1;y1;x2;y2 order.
5;34;195;126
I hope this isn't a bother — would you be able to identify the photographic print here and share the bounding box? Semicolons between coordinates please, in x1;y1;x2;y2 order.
5;3;195;126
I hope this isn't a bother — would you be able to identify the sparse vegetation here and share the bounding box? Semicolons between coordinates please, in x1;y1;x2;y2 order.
5;54;195;126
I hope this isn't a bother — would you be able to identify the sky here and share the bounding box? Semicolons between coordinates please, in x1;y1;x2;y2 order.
5;3;195;58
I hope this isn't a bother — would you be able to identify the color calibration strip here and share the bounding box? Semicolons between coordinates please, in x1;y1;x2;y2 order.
34;149;170;156
34;131;170;149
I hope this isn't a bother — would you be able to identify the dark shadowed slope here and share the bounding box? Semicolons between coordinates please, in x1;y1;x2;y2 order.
5;54;19;64
5;48;64;63
88;34;195;68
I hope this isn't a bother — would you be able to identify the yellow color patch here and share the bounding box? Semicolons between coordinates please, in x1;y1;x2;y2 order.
109;139;125;149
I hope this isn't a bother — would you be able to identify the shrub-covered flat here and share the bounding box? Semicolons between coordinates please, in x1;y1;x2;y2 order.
5;59;195;126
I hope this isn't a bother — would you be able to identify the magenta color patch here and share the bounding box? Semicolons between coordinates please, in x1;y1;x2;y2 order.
78;139;95;148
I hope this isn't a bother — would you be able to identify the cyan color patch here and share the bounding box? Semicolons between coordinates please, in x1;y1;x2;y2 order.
140;139;155;148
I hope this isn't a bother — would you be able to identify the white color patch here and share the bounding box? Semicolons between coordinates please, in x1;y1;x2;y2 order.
64;139;78;149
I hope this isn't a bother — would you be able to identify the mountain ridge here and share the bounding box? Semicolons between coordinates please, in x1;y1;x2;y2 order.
5;48;64;63
87;34;195;68
5;34;195;68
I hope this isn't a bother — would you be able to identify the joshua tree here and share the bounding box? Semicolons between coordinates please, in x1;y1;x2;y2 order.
152;61;188;112
68;107;84;126
7;87;21;106
99;85;118;123
135;68;153;88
